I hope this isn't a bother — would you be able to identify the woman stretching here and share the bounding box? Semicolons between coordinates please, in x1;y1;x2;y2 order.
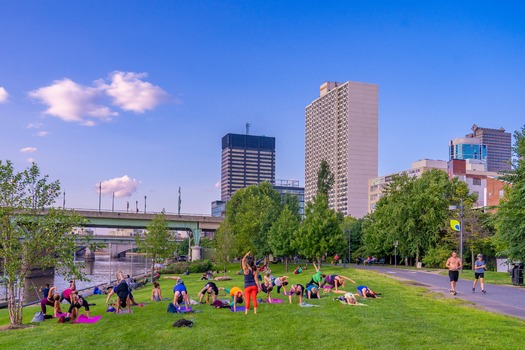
165;276;190;309
151;282;162;301
242;251;260;315
320;274;356;292
40;286;63;317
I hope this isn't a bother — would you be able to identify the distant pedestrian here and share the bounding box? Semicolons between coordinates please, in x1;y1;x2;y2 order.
472;254;487;294
446;251;462;295
334;254;339;266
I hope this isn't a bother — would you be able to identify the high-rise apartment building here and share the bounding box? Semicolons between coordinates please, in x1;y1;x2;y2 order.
221;133;275;201
305;81;378;218
467;124;511;172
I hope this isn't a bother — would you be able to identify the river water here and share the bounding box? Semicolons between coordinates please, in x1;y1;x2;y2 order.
0;255;149;304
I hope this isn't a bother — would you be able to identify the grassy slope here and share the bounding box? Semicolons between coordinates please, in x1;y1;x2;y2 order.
1;264;524;349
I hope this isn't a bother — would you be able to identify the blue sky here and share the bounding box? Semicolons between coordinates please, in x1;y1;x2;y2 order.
0;1;523;215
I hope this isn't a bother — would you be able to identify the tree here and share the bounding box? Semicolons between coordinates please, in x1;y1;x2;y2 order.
136;210;176;280
213;220;235;275
0;161;86;325
268;206;300;272
363;169;473;265
317;159;334;197
221;182;282;257
495;125;525;262
295;194;341;266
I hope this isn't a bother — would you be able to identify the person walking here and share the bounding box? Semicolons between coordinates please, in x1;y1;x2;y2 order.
446;251;462;295
472;254;487;294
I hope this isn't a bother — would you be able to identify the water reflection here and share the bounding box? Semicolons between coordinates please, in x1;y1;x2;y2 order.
0;255;149;304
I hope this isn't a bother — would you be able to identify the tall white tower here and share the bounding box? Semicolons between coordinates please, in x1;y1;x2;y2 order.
305;81;378;218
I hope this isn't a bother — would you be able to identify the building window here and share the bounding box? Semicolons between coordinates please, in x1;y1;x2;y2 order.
473;178;481;186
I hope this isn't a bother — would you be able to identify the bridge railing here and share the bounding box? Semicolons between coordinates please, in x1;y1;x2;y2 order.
67;207;214;217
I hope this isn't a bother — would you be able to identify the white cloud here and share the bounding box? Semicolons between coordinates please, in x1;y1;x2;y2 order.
20;147;37;153
27;123;43;129
214;181;220;189
102;71;168;113
98;175;140;198
36;130;49;137
29;72;169;125
26;158;35;163
0;87;9;103
29;78;117;125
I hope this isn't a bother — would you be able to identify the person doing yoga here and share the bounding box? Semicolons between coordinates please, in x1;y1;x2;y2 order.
242;251;260;315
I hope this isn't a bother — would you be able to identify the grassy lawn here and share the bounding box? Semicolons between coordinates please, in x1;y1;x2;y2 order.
1;263;524;349
437;269;513;285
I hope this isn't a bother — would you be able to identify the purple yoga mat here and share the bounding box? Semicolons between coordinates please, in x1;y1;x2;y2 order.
269;298;284;303
230;306;246;312
73;315;102;324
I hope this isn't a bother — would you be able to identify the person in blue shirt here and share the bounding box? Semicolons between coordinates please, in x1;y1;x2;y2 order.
472;254;487;294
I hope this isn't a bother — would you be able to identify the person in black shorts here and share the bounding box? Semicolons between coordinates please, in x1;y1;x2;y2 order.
446;251;462;295
472;254;487;293
198;281;219;303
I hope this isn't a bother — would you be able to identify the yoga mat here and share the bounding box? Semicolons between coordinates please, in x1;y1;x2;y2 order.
300;302;320;307
116;309;133;314
73;315;102;324
177;307;193;313
269;298;284;303
55;313;68;318
131;303;146;307
230;306;246;312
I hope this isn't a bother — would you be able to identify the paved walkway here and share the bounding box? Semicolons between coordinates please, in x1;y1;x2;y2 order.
354;265;525;320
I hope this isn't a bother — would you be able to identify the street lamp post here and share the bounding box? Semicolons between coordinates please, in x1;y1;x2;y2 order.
449;199;464;272
394;240;398;267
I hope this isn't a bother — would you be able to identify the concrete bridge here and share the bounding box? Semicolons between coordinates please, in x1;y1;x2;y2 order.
73;210;223;260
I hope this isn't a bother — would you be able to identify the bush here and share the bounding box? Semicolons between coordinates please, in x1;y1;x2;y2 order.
422;246;452;268
161;260;213;274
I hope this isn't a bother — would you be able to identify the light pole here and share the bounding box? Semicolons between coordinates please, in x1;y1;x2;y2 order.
394;240;398;267
449;199;464;272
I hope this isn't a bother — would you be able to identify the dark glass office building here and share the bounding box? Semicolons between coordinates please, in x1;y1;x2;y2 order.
468;124;512;172
221;133;276;201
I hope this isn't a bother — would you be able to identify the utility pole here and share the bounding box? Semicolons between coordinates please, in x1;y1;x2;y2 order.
460;198;464;272
144;196;147;214
98;182;102;212
178;187;181;215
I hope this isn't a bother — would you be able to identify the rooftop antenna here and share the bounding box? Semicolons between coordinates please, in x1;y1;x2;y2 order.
245;122;251;135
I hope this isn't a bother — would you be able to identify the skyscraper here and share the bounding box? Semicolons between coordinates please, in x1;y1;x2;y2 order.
221;133;275;201
467;124;511;172
305;81;378;218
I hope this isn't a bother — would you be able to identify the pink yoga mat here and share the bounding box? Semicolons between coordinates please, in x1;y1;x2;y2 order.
230;306;246;312
73;315;102;324
269;298;284;303
55;313;68;318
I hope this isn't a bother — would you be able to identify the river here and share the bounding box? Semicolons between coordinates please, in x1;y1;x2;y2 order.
0;254;150;304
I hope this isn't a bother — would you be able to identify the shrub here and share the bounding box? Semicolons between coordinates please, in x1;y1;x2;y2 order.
161;260;214;274
422;246;452;268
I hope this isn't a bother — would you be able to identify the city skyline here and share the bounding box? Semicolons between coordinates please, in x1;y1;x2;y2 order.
1;2;523;215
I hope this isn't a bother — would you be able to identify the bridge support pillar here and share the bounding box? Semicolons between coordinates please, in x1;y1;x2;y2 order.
108;243;121;259
84;247;95;261
191;245;201;261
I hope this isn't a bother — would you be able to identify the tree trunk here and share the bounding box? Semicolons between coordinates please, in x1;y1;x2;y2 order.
317;256;322;269
471;246;475;271
8;279;23;325
285;257;288;273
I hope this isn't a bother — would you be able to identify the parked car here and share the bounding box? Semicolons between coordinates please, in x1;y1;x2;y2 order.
178;255;187;262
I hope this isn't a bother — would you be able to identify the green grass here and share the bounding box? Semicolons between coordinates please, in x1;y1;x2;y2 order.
437;269;513;285
1;263;524;349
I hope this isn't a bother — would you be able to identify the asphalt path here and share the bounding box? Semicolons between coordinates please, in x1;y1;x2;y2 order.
354;265;525;320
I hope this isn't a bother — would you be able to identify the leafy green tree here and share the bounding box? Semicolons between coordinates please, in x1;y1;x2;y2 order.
283;192;301;219
295;194;341;266
136;210;176;279
221;182;281;257
268;206;300;272
0;161;86;325
317;159;334;197
495;125;525;262
363;169;472;264
212;220;235;275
